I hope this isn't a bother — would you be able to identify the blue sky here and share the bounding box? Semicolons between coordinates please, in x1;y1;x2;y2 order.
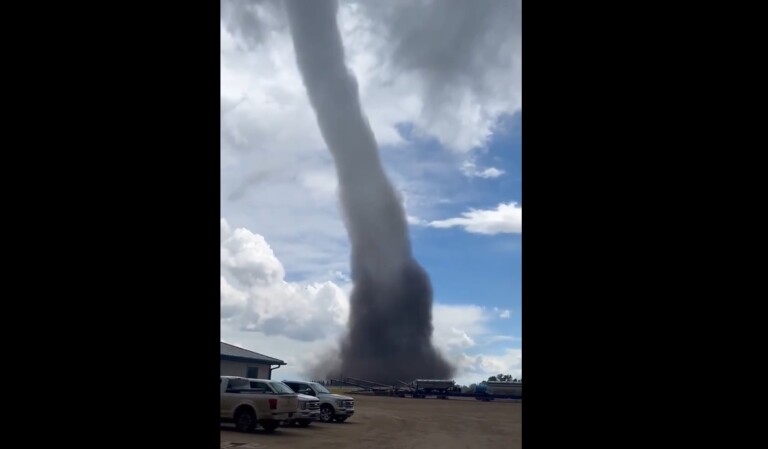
401;112;522;354
220;0;521;385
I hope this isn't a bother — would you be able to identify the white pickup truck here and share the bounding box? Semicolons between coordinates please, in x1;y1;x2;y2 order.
220;376;299;433
283;380;355;423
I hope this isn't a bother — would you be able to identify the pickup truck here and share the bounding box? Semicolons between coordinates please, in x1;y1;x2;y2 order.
283;393;321;427
220;376;299;432
283;380;355;423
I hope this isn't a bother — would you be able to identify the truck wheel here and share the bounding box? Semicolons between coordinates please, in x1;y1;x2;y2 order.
335;416;348;423
261;421;280;433
319;405;335;423
234;409;256;433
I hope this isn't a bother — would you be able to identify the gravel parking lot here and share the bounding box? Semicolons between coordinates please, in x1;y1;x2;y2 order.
221;394;521;449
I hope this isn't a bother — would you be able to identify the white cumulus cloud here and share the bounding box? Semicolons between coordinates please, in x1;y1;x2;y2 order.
461;160;506;179
429;202;522;235
221;218;350;342
452;349;522;385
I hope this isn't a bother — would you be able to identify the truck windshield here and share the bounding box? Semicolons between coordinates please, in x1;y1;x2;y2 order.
309;382;330;394
270;381;295;394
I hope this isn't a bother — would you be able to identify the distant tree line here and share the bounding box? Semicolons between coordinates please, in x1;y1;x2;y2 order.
487;373;521;382
458;374;522;393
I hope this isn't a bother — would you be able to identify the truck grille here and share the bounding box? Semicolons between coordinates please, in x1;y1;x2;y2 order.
343;400;354;408
307;401;320;411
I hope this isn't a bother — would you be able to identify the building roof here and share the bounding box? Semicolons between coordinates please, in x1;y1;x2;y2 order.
220;341;286;365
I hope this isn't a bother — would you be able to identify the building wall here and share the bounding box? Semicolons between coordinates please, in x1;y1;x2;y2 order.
220;359;272;379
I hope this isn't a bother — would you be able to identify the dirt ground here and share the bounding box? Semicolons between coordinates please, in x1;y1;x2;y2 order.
220;394;521;449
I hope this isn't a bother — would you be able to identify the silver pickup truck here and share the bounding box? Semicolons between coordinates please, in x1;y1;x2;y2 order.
283;380;355;423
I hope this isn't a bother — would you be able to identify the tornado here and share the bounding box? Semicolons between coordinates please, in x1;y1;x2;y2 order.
284;0;454;384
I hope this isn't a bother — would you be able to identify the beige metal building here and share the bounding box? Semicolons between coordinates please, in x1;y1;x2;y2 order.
220;341;286;379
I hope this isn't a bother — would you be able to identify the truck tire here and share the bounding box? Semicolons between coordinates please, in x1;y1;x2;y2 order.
319;404;335;423
261;421;280;433
234;408;257;433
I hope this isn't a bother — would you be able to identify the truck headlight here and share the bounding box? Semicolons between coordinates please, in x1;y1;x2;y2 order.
336;399;344;407
300;402;306;410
